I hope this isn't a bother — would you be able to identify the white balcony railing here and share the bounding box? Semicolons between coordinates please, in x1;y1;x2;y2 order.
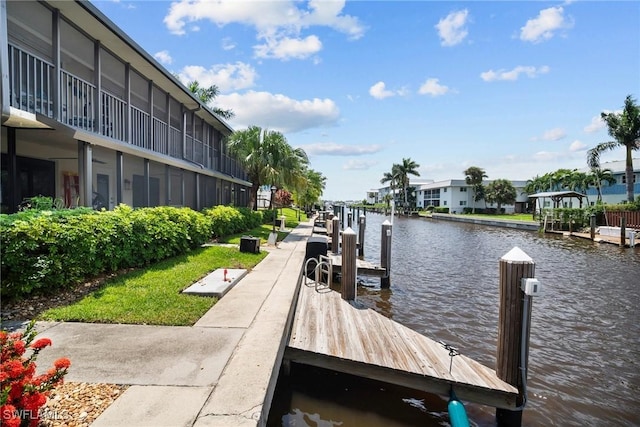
169;126;182;158
61;70;95;132
131;106;150;150
7;44;240;178
153;118;168;155
8;44;54;118
101;91;126;141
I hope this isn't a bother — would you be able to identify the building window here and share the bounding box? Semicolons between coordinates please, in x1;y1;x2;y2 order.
443;201;447;206
621;174;637;184
460;187;467;192
460;201;467;206
443;188;447;192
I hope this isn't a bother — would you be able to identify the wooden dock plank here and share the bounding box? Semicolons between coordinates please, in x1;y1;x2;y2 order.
287;280;518;410
329;254;387;277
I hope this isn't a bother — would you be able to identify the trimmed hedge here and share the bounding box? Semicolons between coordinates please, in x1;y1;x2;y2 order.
0;204;267;299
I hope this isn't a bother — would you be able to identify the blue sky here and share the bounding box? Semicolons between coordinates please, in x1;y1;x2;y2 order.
93;0;639;201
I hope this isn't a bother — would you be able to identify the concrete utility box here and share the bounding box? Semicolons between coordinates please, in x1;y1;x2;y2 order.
239;236;260;253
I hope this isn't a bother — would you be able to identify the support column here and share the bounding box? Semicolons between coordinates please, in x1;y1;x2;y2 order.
143;159;150;207
116;151;123;204
7;128;18;212
79;141;92;208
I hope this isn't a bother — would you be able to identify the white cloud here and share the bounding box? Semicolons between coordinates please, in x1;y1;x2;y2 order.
584;115;604;133
343;159;379;170
435;9;470;47
220;91;340;133
221;37;236;51
584;109;619;133
298;142;382;156
153;50;172;65
480;65;550;82
163;0;365;61
178;62;257;92
520;6;573;43
542;127;566;141
418;78;450;97
254;35;322;60
569;140;587;152
369;81;395;99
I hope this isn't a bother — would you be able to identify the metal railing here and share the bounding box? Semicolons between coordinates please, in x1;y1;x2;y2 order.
8;44;54;118
131;106;150;149
153;118;168;155
60;70;96;132
100;91;126;141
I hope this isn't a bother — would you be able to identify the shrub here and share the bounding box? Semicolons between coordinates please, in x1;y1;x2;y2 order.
1;321;70;427
433;207;449;214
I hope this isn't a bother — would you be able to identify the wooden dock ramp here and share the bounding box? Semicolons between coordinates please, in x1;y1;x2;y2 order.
286;281;518;410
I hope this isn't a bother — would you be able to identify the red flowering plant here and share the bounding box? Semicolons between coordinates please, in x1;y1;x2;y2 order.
1;320;70;427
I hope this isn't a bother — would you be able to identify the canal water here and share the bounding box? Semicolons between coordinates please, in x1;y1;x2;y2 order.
267;213;640;426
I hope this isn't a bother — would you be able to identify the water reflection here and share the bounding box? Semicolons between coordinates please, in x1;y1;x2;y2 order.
269;213;640;426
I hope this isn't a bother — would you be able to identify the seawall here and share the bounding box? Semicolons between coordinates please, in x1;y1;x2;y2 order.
429;213;540;231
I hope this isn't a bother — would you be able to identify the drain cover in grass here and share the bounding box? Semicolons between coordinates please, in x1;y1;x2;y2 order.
182;268;248;298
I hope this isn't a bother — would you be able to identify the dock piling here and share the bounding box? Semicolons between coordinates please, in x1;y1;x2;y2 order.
496;247;536;427
380;220;392;288
341;228;357;300
332;217;340;254
347;212;353;228
590;214;596;240
620;217;626;247
358;214;366;257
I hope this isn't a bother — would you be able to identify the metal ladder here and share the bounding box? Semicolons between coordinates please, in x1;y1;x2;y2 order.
304;255;333;291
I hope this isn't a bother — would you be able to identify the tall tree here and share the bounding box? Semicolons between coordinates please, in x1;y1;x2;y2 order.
186;80;235;120
485;179;517;212
396;158;421;209
588;168;616;203
227;126;308;210
380;165;402;206
463;166;487;213
587;95;640;202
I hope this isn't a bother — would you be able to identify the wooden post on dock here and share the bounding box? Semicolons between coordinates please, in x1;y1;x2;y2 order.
341;227;357;300
496;247;535;427
332;217;340;254
358;214;366;257
620;217;626;247
590;214;596;240
347;212;353;228
380;220;392;288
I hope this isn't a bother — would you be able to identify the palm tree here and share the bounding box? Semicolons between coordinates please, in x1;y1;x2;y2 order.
464;166;487;213
380;165;401;206
227;126;308;210
186;80;235;120
588;168;616;203
587;95;640;202
396;158;421;209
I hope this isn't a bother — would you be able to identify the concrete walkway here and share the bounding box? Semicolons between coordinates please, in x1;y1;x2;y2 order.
25;221;313;427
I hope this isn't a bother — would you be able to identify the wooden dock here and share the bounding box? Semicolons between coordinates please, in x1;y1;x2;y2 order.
329;254;386;277
286;281;519;410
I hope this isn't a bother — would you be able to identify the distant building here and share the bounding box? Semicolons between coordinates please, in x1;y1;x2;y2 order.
583;159;640;205
415;179;530;213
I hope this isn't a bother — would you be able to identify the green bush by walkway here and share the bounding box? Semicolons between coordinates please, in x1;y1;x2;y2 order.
0;204;274;299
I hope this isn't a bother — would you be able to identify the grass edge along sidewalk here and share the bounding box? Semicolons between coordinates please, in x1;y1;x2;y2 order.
39;245;267;326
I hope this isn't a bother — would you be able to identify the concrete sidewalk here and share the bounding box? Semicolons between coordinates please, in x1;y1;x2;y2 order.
25;221;313;427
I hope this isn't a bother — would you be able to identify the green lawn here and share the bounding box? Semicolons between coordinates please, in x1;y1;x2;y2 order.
40;245;267;326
